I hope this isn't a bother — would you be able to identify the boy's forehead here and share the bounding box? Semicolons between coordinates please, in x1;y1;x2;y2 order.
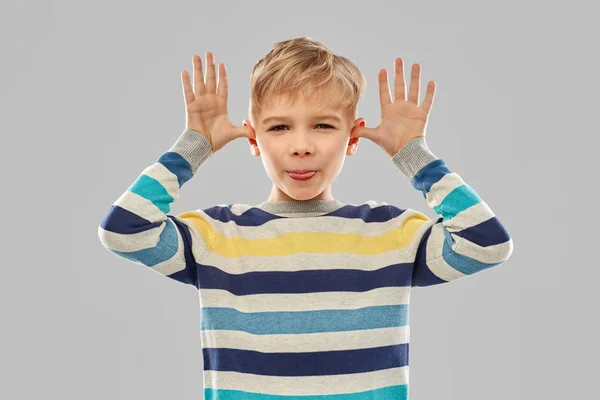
259;91;346;121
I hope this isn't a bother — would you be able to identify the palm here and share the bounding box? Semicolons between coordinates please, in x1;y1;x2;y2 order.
187;92;229;130
187;92;225;115
379;100;429;155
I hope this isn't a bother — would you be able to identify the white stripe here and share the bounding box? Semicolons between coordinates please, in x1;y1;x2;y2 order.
199;286;410;312
141;162;181;201
201;325;409;353
445;201;497;233
203;366;409;395
97;223;164;253
425;171;466;203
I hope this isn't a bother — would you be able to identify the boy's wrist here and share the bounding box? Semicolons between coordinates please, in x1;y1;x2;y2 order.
167;128;214;175
391;137;439;181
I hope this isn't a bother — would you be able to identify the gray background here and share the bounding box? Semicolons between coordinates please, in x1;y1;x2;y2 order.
2;0;597;399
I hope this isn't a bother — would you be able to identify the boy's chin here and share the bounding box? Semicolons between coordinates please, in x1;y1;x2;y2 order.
282;188;329;202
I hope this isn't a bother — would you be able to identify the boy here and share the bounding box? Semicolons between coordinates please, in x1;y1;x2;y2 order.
98;36;513;399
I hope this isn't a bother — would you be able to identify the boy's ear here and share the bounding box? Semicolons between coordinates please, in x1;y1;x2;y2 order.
347;117;365;156
243;119;260;157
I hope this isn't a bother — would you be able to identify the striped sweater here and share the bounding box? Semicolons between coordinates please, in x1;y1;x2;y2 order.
98;128;513;400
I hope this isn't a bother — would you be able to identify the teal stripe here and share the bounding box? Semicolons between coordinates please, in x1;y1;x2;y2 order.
432;183;481;221
440;228;502;275
128;173;173;214
205;384;407;400
201;304;408;334
108;219;179;267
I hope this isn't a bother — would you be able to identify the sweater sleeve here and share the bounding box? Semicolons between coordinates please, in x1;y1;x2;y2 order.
389;136;514;288
97;128;219;287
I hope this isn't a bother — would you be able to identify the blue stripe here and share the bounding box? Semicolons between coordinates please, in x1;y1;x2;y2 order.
203;343;409;375
441;228;503;275
411;158;448;196
128;174;173;214
156;151;193;187
108;218;179;267
204;385;408;400
432;184;481;221
197;262;414;295
202;304;408;334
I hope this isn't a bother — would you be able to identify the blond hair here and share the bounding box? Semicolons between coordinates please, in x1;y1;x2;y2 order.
248;36;366;123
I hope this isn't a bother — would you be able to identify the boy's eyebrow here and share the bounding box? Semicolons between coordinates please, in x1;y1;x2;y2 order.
261;115;342;124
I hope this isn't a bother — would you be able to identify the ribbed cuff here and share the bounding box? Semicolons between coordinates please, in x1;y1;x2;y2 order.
391;136;439;182
168;128;213;174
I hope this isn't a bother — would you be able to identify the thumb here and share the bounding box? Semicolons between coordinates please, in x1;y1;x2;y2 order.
235;123;254;140
351;124;376;140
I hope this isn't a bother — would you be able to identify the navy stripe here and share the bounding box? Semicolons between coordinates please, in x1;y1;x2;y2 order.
453;216;511;247
203;343;409;376
197;262;413;295
166;215;198;286
208;204;410;227
100;205;162;234
411;224;447;287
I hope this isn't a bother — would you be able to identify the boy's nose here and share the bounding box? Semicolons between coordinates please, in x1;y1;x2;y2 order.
291;143;313;153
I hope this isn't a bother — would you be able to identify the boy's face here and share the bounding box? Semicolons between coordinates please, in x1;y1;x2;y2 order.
244;89;364;203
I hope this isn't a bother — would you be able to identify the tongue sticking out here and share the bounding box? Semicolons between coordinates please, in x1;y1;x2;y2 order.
288;171;316;179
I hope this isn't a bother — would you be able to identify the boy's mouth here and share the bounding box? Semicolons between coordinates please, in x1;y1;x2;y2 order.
287;170;317;180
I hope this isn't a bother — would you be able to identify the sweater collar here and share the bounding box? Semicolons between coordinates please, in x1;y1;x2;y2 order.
255;199;345;216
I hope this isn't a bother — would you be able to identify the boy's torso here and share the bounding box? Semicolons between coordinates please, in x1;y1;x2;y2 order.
177;201;430;398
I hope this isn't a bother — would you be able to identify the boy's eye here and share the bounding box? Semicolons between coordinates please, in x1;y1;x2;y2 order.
268;123;334;131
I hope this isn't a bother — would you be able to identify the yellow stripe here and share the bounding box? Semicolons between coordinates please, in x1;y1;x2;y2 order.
176;210;218;249
179;210;431;259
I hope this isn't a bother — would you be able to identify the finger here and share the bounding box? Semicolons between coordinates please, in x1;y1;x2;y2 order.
181;70;195;106
407;63;420;105
205;52;217;93
393;58;406;102
378;69;392;108
193;55;206;97
217;63;228;104
421;81;436;115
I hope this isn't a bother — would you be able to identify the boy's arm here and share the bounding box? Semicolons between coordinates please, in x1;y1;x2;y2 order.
98;128;219;287
390;137;514;287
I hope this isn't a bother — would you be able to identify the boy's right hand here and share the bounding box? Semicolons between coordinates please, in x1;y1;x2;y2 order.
181;52;253;153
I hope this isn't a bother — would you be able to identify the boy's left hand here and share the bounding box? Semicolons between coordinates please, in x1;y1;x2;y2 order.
351;59;436;157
